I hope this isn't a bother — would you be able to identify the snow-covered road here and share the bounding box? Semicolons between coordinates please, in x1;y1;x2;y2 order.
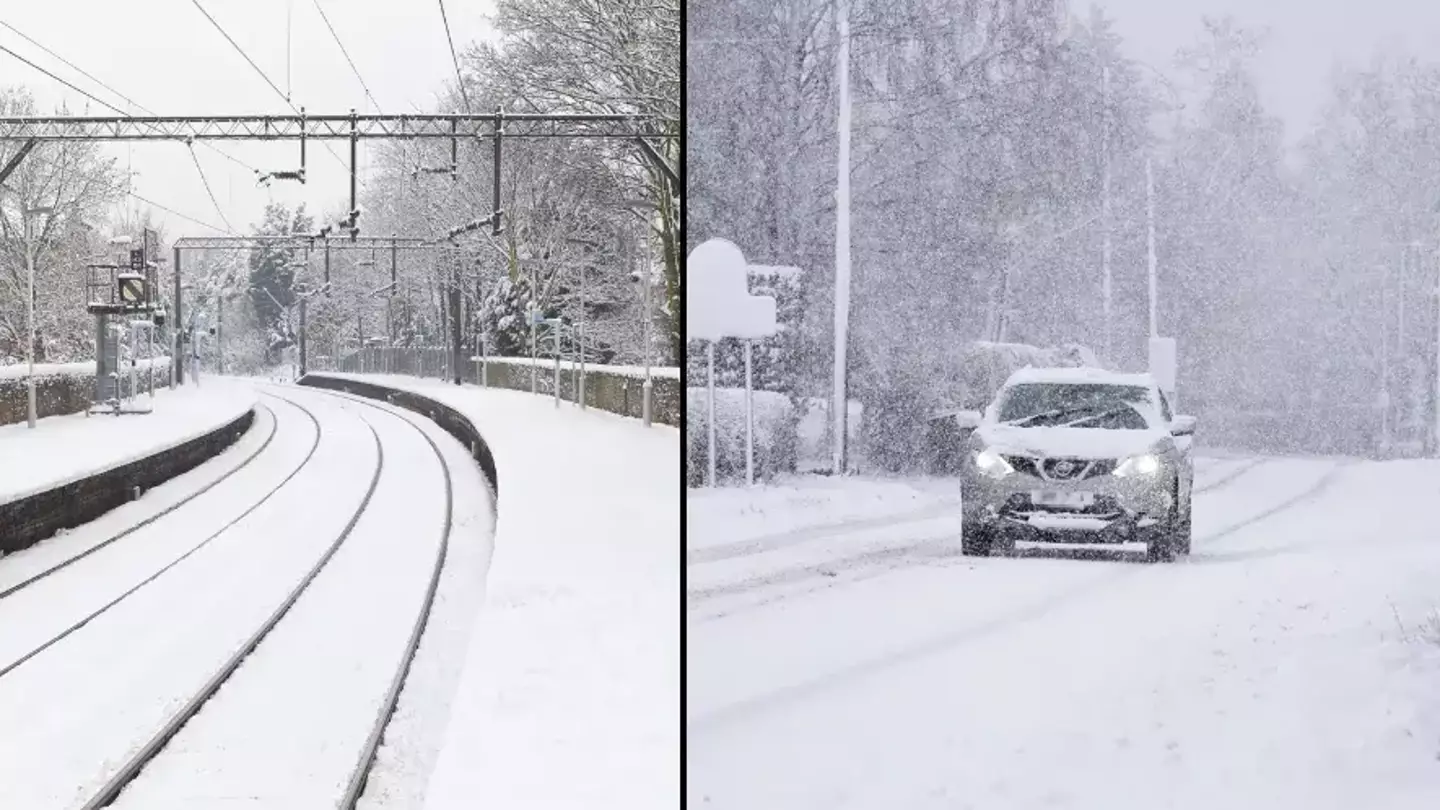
0;382;494;809
688;457;1440;809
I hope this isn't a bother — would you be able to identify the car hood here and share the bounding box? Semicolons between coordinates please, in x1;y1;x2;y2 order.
975;423;1166;460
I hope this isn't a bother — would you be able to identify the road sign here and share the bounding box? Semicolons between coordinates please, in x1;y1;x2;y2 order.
118;273;145;305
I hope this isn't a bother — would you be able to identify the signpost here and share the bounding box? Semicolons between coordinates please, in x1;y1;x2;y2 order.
686;239;782;487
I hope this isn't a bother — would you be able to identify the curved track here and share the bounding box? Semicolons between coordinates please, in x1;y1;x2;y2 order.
0;384;462;809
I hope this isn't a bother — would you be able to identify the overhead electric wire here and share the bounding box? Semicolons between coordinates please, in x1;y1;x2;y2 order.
188;144;236;234
311;0;383;113
0;42;127;115
0;18;261;175
189;0;348;174
189;0;294;112
127;188;236;235
436;0;471;112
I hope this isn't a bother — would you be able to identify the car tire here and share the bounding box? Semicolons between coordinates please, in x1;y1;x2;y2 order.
1147;499;1179;564
1175;490;1193;556
961;518;994;557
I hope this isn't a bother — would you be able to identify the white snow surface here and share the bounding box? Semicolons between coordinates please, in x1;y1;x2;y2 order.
468;355;681;380
312;373;680;810
687;455;1440;809
0;380;254;507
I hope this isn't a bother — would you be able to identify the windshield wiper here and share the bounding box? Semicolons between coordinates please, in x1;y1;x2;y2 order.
1058;406;1132;428
1004;404;1099;427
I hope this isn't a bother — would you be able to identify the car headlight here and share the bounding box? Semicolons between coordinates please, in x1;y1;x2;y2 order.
974;447;1014;479
1113;453;1161;477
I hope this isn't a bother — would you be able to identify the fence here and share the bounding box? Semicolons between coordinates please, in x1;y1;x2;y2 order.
329;348;681;427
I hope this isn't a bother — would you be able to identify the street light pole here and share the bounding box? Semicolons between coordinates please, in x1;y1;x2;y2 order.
22;205;52;429
1147;157;1158;338
831;0;852;475
23;212;34;428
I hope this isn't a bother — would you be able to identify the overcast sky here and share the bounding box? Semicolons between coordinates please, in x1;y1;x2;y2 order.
1096;0;1440;144
1;0;496;239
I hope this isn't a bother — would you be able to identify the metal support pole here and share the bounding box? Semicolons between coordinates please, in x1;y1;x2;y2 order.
642;240;653;426
1102;64;1113;362
24;214;35;428
578;263;586;408
553;322;561;408
831;0;852;475
745;340;754;486
1146;156;1158;338
707;340;717;486
299;296;308;376
217;295;224;375
492;108;504;235
174;246;183;384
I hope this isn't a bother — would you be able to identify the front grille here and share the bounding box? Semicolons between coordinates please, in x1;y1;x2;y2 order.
1003;493;1125;517
1003;456;1117;480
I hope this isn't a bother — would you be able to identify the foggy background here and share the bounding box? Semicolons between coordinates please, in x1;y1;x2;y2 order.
687;0;1440;476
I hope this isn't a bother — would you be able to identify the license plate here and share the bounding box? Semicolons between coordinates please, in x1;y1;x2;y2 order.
1032;490;1094;508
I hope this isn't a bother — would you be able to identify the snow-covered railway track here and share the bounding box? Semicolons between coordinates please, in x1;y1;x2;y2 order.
0;386;456;809
82;386;454;809
0;394;323;678
0;399;289;602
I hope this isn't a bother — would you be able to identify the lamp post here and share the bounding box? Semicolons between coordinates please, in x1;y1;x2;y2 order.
23;205;54;428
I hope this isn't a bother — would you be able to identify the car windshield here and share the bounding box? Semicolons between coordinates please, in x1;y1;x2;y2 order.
997;383;1153;430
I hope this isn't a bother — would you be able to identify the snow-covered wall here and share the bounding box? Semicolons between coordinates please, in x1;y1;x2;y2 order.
332;348;681;426
0;358;172;427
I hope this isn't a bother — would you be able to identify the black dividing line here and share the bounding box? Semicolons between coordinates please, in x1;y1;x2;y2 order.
0;393;324;680
0;401;281;602
80;405;387;810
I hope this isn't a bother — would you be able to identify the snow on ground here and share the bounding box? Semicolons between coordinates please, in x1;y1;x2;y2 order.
0;380;255;506
687;454;1440;809
313;373;680;810
0;390;379;806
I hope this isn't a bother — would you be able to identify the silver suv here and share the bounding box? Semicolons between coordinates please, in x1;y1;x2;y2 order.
957;368;1196;562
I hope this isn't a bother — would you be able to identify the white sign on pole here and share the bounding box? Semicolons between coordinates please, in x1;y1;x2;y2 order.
686;239;784;487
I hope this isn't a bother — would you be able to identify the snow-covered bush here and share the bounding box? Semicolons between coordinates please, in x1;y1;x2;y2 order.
686;387;798;486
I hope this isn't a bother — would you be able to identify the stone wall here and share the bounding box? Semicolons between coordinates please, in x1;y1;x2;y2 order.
0;406;251;555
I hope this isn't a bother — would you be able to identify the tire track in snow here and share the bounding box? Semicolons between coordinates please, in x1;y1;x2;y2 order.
689;455;1271;569
690;459;1350;729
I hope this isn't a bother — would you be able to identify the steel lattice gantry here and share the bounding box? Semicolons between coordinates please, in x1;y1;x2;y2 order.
0;112;667;141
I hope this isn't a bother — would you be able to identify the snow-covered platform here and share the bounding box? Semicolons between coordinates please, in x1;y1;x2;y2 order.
0;381;256;507
302;373;680;810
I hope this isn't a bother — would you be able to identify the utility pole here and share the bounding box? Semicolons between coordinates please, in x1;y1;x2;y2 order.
1147;157;1158;338
1101;63;1113;363
831;0;852;476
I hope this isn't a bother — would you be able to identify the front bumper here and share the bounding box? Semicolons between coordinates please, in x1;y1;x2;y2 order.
962;468;1171;545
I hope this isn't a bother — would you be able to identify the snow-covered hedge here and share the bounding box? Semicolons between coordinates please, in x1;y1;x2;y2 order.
939;341;1099;411
686;387;799;487
0;357;173;426
857;340;1098;474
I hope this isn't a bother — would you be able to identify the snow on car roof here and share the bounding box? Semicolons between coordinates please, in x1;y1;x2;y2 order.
1003;366;1156;388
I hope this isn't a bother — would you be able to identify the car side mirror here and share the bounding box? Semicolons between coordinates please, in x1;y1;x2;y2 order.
1171;415;1196;437
954;410;983;430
